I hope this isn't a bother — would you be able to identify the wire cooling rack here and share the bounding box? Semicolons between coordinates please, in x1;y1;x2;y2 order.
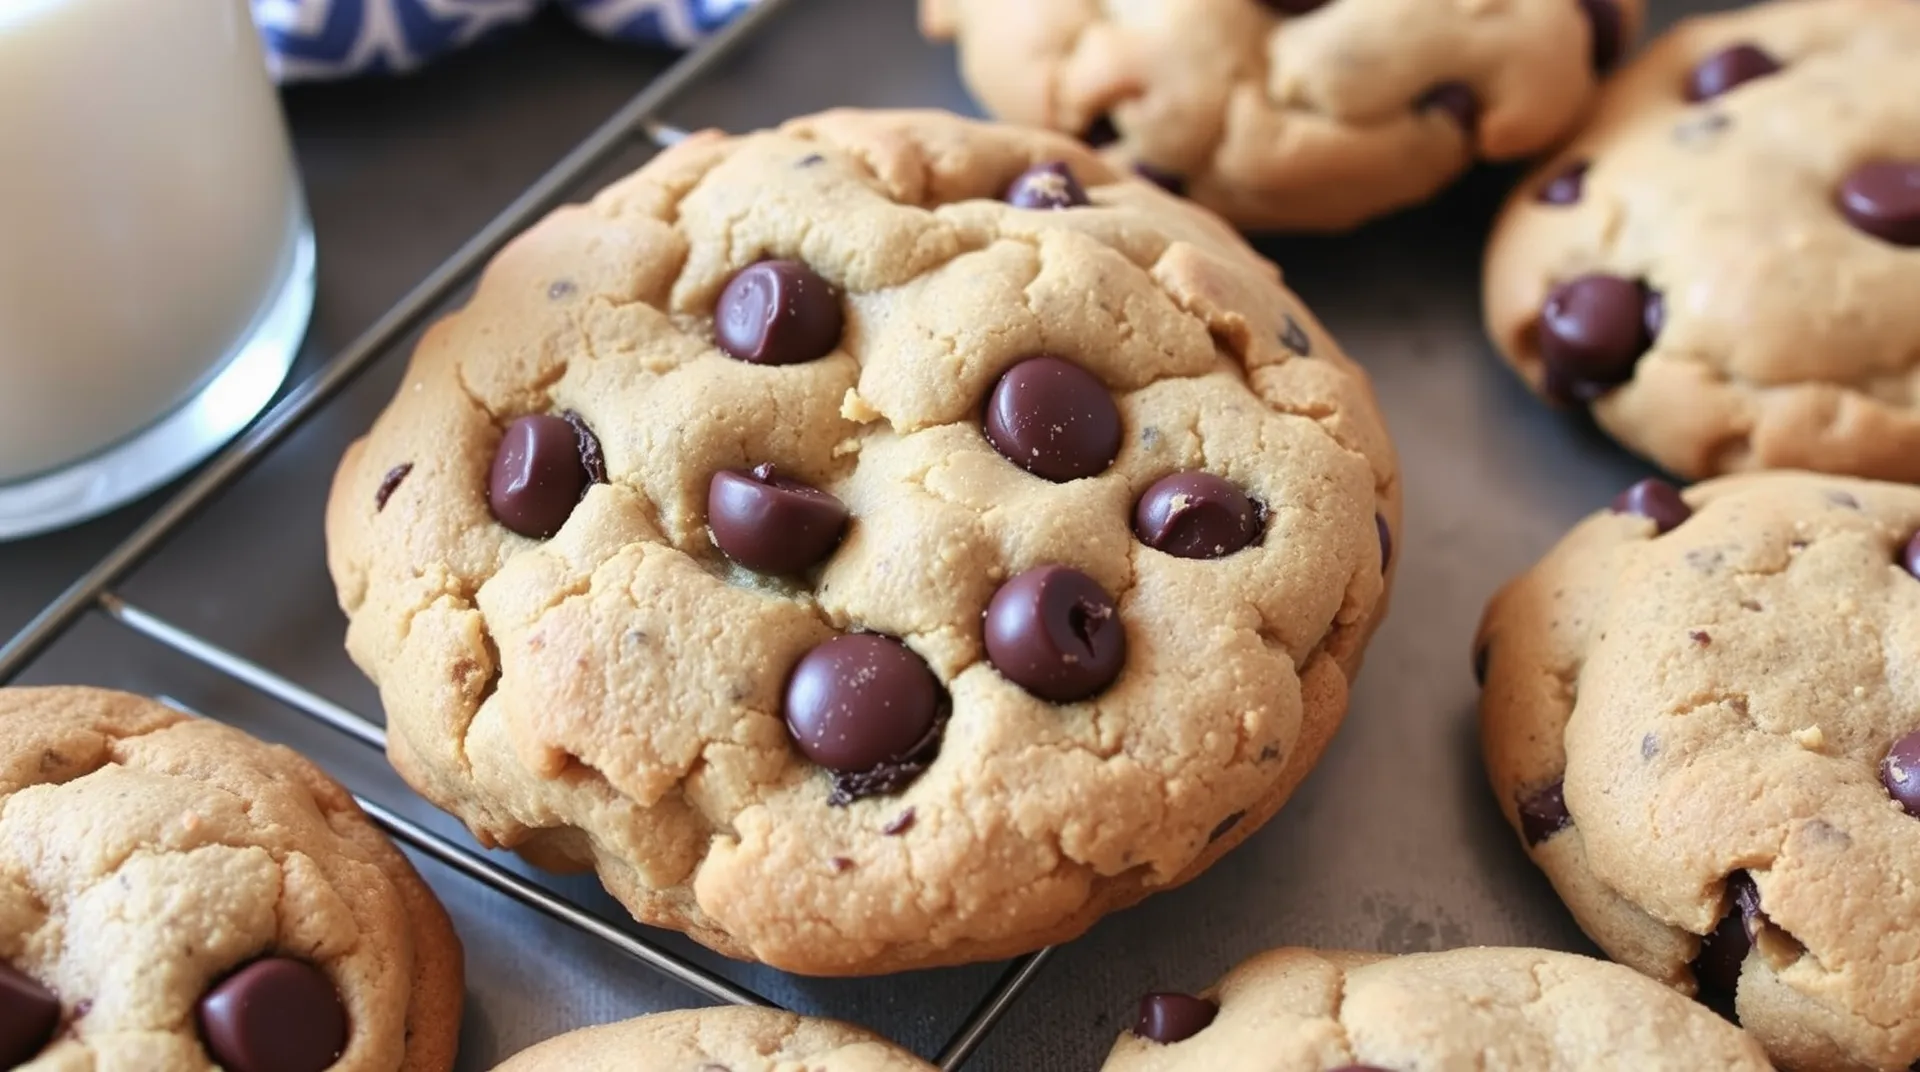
0;2;1052;1065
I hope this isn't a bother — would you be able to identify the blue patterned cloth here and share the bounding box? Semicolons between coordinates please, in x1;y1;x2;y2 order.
251;0;758;82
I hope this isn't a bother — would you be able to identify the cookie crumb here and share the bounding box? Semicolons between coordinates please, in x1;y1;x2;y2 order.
841;389;882;424
831;437;862;458
1792;726;1825;751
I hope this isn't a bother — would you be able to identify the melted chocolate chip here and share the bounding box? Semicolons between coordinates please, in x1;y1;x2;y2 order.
1537;160;1590;206
1693;871;1765;1000
1691;630;1712;646
1838;161;1920;247
1519;780;1572;846
563;410;607;485
1132;472;1260;559
1006;162;1090;209
883;808;916;835
1208;811;1246;843
1577;0;1626;71
197;958;348;1072
1133;993;1217;1043
374;463;412;511
984;566;1127;702
1685;44;1782;102
0;964;58;1067
784;635;944;801
707;465;849;575
1611;478;1693;534
1538;275;1660;403
982;357;1121;482
1280;315;1312;356
489;415;590;539
715;260;844;365
1901;531;1920;578
1881;731;1920;817
1419;82;1479;134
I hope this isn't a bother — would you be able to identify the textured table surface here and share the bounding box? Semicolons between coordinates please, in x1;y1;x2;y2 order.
3;0;1739;1067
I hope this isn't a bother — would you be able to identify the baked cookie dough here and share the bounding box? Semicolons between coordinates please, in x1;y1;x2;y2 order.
1101;945;1769;1070
325;108;1399;975
921;0;1644;231
1480;471;1920;1070
491;1008;932;1071
1484;0;1920;482
0;687;463;1072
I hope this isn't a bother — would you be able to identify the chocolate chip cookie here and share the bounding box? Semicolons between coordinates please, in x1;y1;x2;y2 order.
0;687;463;1072
491;1008;932;1071
1479;472;1920;1070
1484;0;1920;481
1102;945;1769;1070
921;0;1644;232
324;108;1399;975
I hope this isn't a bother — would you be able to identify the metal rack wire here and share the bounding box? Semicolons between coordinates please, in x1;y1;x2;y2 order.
0;3;1053;1065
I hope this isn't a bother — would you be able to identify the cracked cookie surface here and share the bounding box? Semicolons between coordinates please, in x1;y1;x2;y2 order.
1100;945;1769;1070
324;108;1398;976
921;0;1644;232
1479;472;1920;1070
1484;0;1920;481
0;687;463;1072
491;1008;932;1071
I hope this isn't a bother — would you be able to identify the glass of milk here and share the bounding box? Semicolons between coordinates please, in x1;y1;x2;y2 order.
0;0;314;540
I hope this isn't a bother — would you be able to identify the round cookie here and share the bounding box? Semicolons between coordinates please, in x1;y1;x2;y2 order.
1101;945;1770;1070
920;0;1645;232
0;687;464;1072
1484;0;1920;482
324;108;1399;975
1479;472;1920;1070
491;1008;932;1071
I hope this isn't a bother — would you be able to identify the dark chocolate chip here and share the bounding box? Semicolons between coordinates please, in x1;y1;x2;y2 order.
707;464;849;575
1083;115;1121;148
1132;472;1260;559
1611;478;1692;534
1279;314;1312;356
1376;513;1393;573
562;410;607;486
1537;160;1590;206
1693;871;1765;1000
1691;630;1712;646
1260;0;1332;12
828;856;854;873
1881;731;1920;817
1473;642;1491;686
982;356;1121;482
715;260;844;365
883;808;916;836
1519;779;1572;846
489;415;590;539
0;963;58;1067
197;958;348;1072
1838;161;1920;247
1133;992;1217;1044
1418;82;1479;135
1006;162;1090;210
1685;44;1782;102
1135;163;1186;196
1901;532;1920;578
784;635;944;798
984;566;1127;703
1207;811;1246;843
374;463;412;512
1577;0;1626;71
1538;274;1660;403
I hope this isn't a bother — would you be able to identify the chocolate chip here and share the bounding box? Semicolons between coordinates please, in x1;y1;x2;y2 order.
707;465;848;575
1611;478;1692;534
1473;642;1491;686
984;566;1127;702
1685;44;1782;102
562;410;607;485
883;808;916;835
198;958;348;1072
374;463;412;511
1207;811;1246;843
1418;82;1479;134
489;415;590;539
1006;162;1090;209
546;279;575;300
1538;274;1660;403
983;356;1121;482
1279;314;1312;356
1537;160;1590;205
1260;0;1331;12
828;856;854;873
796;153;826;168
715;260;844;365
1901;532;1920;578
1881;731;1920;817
1132;472;1260;559
1838;161;1920;247
1133;992;1217;1043
784;635;944;800
1135;163;1186;196
1693;871;1765;1000
1691;630;1711;646
1576;0;1625;71
1083;115;1120;148
1376;513;1392;573
0;964;58;1067
1519;779;1572;846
